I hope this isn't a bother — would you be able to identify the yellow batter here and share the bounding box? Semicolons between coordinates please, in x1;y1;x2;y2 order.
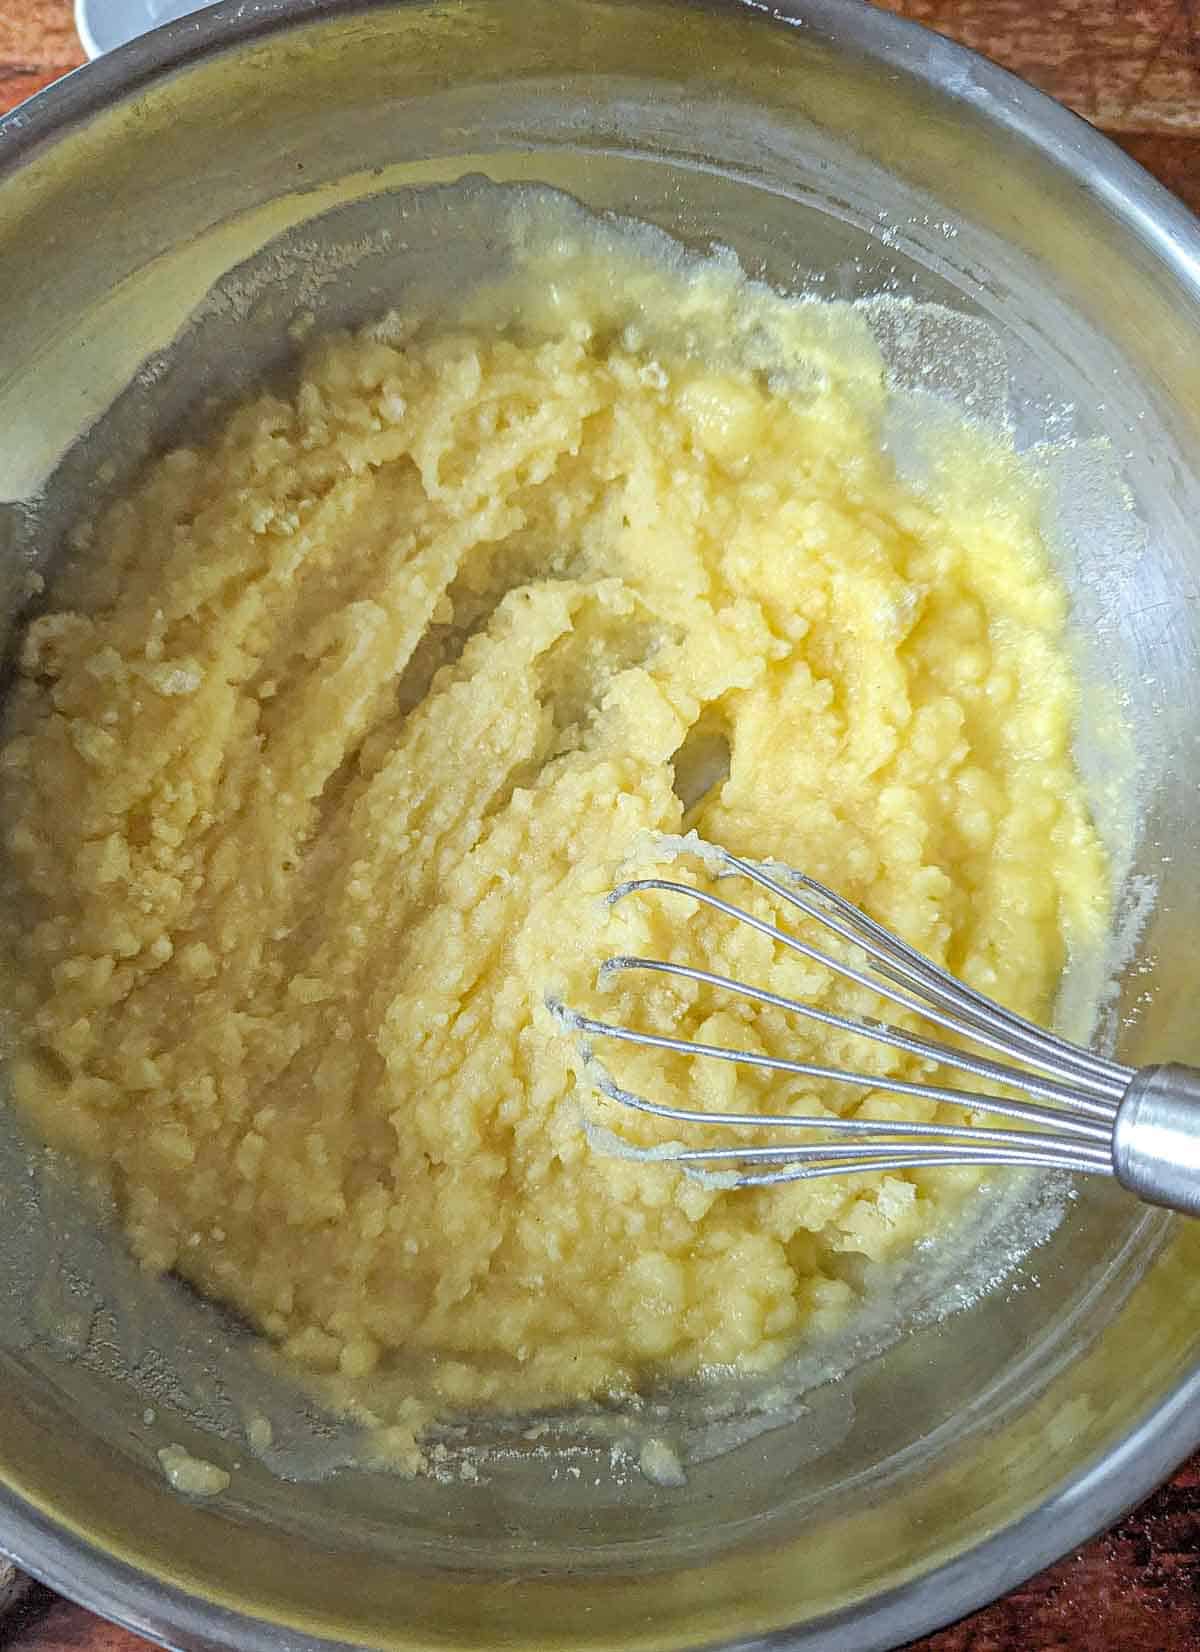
0;214;1107;1461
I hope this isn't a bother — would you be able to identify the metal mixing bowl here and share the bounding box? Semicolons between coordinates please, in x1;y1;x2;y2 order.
2;2;1200;1648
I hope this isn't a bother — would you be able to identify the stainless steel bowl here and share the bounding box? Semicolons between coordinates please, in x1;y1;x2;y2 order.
2;3;1200;1648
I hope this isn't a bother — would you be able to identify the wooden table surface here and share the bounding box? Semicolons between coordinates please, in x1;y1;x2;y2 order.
1;1;1198;1648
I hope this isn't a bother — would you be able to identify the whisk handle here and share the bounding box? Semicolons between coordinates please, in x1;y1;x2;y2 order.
1113;1064;1200;1217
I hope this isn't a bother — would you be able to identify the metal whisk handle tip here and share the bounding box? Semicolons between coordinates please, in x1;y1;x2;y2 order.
1113;1064;1200;1217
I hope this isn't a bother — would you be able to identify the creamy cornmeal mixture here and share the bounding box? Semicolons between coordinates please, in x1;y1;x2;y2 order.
0;216;1107;1463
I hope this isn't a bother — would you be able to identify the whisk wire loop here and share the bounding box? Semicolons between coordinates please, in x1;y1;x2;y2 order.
604;882;1123;1118
556;845;1160;1191
570;1007;1112;1142
723;853;1131;1091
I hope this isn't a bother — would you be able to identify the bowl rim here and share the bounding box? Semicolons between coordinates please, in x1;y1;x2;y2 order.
1;1;1200;1648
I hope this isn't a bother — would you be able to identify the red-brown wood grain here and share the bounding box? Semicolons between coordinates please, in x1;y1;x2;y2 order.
872;0;1200;214
0;1;1198;1649
0;0;83;115
876;0;1200;132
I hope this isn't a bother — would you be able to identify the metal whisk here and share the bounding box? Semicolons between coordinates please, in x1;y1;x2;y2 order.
552;844;1200;1218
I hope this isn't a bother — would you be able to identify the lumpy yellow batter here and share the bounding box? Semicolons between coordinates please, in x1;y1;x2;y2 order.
0;214;1107;1459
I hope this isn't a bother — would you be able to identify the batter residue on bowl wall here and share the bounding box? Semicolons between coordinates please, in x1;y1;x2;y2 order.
0;208;1108;1470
